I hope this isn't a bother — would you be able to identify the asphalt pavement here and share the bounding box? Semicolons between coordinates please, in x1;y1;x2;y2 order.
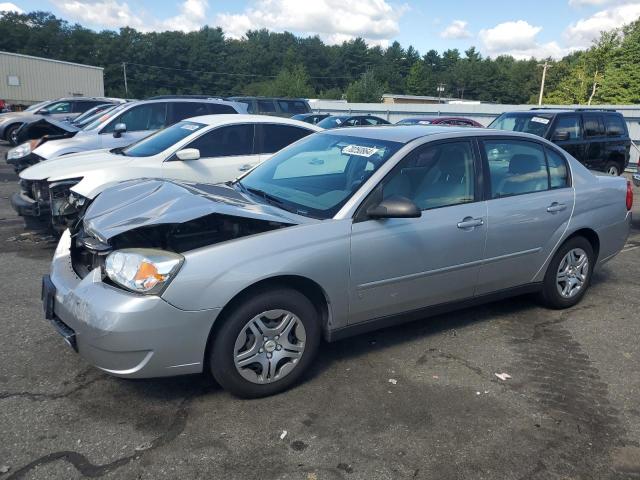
1;142;639;480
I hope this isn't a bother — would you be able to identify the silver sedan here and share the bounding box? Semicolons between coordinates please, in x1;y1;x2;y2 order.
43;126;633;397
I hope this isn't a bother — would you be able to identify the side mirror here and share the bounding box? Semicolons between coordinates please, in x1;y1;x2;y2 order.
37;110;49;115
175;148;200;161
552;131;570;141
113;123;127;138
367;196;421;219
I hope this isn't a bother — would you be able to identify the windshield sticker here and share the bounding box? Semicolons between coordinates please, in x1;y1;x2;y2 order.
531;116;550;124
335;119;342;125
181;124;200;131
418;120;432;125
342;145;379;157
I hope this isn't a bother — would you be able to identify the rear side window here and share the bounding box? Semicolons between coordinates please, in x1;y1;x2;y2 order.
186;124;255;157
484;140;549;198
258;100;277;113
604;115;626;137
208;103;238;114
583;115;605;137
257;124;313;154
552;115;581;140
545;148;569;189
73;101;101;113
277;100;309;114
169;102;210;124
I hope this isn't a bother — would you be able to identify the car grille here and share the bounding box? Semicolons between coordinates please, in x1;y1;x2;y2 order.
20;179;50;204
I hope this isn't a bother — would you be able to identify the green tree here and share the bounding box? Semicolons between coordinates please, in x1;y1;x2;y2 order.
406;61;429;95
345;70;384;102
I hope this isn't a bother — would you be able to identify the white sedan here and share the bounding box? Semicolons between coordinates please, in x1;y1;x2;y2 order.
14;114;321;231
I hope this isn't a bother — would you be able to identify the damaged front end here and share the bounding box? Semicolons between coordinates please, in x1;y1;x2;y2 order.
49;178;85;233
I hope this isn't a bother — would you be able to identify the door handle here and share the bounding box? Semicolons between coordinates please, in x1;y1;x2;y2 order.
547;202;567;213
238;164;253;171
457;217;484;229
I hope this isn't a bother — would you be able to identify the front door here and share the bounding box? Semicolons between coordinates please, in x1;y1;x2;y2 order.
99;102;169;149
477;139;574;294
549;114;585;163
162;123;258;183
349;140;487;324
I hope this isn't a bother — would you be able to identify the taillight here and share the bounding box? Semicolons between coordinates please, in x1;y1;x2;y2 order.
627;180;634;211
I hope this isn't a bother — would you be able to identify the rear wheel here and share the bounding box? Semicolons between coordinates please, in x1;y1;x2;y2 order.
209;288;320;398
540;236;594;309
605;161;621;176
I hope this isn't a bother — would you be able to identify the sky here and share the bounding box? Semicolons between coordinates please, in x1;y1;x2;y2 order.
1;0;640;59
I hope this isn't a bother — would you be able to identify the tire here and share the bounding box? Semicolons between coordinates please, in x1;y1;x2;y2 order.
209;288;321;398
5;123;22;146
604;161;621;176
540;236;594;309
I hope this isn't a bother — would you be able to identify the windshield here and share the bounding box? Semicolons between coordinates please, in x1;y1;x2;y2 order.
24;100;50;112
317;116;347;129
238;133;403;219
397;118;434;125
489;113;553;137
82;104;128;131
121;121;206;157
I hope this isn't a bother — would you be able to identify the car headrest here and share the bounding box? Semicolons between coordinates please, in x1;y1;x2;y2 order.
509;154;541;174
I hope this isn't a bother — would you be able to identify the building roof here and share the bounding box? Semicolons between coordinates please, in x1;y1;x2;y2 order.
0;51;103;70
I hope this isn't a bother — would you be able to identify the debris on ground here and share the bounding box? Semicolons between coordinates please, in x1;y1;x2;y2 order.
280;430;288;440
0;465;10;474
135;441;152;451
495;372;512;381
388;378;398;385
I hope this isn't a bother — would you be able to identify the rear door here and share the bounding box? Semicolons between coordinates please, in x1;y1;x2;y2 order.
582;113;607;170
162;123;256;183
349;139;487;323
603;114;630;173
254;123;315;167
476;138;574;294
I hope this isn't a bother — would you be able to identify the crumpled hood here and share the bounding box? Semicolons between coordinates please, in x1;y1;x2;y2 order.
16;118;80;144
83;179;313;241
20;149;130;181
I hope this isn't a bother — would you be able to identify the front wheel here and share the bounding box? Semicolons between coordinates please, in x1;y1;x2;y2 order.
209;288;321;398
540;236;594;309
6;124;21;146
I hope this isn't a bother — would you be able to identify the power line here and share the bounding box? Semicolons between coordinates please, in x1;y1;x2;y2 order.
121;61;357;80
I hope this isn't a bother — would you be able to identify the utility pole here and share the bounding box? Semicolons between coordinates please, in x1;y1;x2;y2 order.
437;83;446;103
122;62;128;95
537;61;551;106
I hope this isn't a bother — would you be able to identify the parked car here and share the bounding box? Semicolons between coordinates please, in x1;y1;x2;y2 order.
489;108;631;176
317;114;390;129
6;98;246;173
13;102;126;147
397;116;484;127
0;97;122;145
633;163;640;187
14;115;320;231
291;113;331;125
226;97;311;117
42;125;632;397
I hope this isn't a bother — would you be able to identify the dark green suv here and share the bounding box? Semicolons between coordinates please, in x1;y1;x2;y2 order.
490;108;631;175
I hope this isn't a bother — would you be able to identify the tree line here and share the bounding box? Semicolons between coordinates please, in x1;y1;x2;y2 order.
1;10;639;104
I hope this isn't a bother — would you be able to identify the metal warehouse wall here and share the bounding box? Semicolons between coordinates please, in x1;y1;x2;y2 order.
0;51;104;105
311;100;640;167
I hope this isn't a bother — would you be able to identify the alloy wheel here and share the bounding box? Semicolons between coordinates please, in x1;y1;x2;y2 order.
233;309;306;384
556;248;589;298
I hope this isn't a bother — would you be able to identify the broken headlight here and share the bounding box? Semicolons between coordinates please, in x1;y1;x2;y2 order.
7;139;40;160
105;249;184;295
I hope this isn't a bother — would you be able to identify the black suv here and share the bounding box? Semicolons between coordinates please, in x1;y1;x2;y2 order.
226;97;311;117
489;108;631;175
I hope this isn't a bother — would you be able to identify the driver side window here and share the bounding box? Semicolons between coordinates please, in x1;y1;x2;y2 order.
102;103;167;133
379;141;476;210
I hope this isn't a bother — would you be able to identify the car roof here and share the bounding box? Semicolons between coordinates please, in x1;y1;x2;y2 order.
319;125;543;144
505;109;621;115
183;114;323;130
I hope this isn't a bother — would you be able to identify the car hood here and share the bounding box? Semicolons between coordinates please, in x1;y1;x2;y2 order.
83;179;315;241
32;130;97;160
0;112;33;124
16;118;80;144
20;149;131;181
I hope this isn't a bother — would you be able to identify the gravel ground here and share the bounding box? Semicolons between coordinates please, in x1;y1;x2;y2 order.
0;142;639;480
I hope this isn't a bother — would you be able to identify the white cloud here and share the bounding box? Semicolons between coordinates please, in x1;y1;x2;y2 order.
564;2;640;48
568;0;625;7
50;0;209;32
479;20;568;59
215;0;408;46
0;2;23;13
440;20;471;39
